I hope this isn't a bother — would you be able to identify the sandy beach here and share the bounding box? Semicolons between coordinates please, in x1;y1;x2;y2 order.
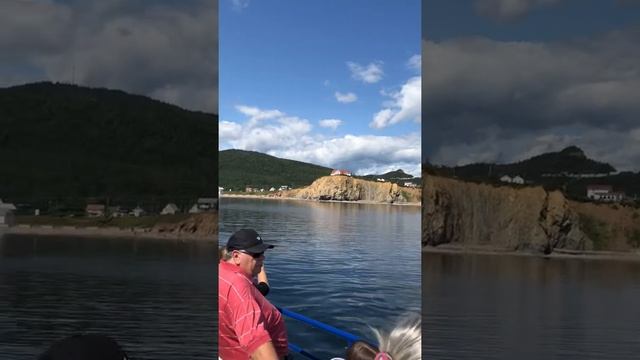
3;224;217;242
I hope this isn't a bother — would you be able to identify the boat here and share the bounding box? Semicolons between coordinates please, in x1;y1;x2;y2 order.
277;307;371;360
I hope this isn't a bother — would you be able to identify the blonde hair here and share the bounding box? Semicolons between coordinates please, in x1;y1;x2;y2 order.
371;314;421;360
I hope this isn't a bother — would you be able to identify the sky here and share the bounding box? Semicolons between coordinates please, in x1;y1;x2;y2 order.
219;0;421;176
422;0;640;172
0;0;217;113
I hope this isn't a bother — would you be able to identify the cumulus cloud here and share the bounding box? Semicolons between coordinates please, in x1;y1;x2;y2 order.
231;0;250;12
0;0;218;113
371;76;421;129
423;28;640;170
347;61;384;84
474;0;564;21
334;91;358;103
319;119;343;130
407;54;421;71
236;105;284;122
219;106;421;176
220;120;243;140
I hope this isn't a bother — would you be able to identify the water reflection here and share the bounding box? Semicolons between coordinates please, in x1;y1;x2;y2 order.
220;198;421;359
423;252;640;360
0;234;217;360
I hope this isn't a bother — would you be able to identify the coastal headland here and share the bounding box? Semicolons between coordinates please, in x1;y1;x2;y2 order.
424;175;640;260
223;175;422;206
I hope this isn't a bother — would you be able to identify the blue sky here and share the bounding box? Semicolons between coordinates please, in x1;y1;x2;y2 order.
219;0;421;176
422;0;640;171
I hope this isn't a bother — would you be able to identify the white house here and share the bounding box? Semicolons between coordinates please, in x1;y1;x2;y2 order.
0;199;16;211
403;182;418;188
197;198;217;211
500;175;524;184
0;208;15;227
161;203;179;215
131;206;146;217
189;197;217;213
86;204;105;217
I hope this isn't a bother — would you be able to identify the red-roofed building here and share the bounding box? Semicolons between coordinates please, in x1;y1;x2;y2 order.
330;169;352;177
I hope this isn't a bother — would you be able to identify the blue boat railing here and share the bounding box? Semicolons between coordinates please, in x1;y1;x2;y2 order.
277;307;363;360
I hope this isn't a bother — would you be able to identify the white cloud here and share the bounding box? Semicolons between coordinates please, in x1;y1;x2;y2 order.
231;0;250;12
474;0;563;21
235;105;284;122
219;105;421;176
347;61;384;84
319;119;343;130
371;76;421;129
219;120;243;142
407;54;421;71
334;91;358;103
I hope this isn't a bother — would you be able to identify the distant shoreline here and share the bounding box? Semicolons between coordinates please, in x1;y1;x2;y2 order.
221;193;421;207
3;225;217;242
423;245;640;262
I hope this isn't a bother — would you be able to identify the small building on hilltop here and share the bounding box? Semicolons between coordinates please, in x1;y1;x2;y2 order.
586;185;625;202
587;185;613;200
331;169;352;177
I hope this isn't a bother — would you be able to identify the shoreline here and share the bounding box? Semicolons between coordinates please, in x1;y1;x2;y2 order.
2;225;217;242
221;194;421;207
423;245;640;262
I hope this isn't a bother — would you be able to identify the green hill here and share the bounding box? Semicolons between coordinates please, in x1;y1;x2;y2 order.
425;146;639;202
0;82;217;210
219;150;332;190
359;169;421;185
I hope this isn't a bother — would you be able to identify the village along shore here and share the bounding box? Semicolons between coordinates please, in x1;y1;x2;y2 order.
221;193;421;206
1;212;218;242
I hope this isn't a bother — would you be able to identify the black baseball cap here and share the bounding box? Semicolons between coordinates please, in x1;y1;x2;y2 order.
226;229;274;254
38;334;128;360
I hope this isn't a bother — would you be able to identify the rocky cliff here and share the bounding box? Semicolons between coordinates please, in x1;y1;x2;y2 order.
152;212;218;239
424;175;640;253
283;176;421;203
424;176;582;253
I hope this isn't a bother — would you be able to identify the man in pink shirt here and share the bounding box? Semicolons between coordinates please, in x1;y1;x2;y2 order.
219;229;288;360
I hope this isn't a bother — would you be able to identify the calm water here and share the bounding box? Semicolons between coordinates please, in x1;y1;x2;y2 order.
0;234;217;359
219;198;421;359
423;252;640;360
